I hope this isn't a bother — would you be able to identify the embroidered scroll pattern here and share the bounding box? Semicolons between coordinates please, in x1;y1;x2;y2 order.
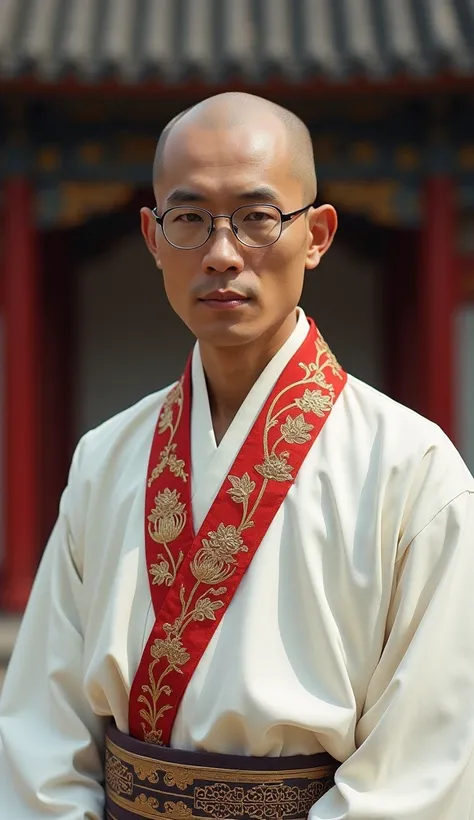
138;333;343;743
194;780;333;819
105;752;134;796
105;733;338;819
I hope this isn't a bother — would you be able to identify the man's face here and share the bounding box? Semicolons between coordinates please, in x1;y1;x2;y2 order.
141;117;336;348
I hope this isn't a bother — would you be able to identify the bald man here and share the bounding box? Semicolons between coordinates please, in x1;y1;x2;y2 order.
1;94;474;820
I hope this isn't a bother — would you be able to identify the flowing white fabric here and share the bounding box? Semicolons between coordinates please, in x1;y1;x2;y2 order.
1;309;474;819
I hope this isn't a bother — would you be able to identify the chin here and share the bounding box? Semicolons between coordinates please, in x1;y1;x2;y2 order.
192;318;264;348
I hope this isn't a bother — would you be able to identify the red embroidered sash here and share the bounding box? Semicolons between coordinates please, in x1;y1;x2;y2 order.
129;319;347;744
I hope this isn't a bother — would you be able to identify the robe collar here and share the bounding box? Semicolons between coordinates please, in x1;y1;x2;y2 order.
190;308;310;532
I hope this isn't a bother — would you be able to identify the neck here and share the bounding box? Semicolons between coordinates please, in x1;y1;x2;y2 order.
199;311;298;444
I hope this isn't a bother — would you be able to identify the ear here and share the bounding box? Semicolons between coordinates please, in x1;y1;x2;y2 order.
140;207;162;268
305;204;338;270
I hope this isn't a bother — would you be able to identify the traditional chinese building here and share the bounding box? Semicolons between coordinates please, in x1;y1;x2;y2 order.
1;0;474;610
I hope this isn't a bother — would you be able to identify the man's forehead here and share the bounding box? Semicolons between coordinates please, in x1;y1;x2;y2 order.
161;119;290;175
153;96;317;203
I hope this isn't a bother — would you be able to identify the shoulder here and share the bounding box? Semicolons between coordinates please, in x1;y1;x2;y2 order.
69;384;175;489
341;374;474;538
342;374;465;463
53;385;176;579
343;373;436;431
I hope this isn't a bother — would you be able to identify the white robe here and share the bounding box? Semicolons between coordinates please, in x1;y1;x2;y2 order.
1;309;474;819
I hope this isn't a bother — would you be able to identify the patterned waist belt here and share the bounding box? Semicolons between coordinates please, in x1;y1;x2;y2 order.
105;723;338;820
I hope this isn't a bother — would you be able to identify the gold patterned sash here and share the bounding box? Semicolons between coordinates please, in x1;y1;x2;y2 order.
105;723;338;820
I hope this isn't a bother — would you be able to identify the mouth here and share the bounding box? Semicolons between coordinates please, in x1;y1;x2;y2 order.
198;290;251;310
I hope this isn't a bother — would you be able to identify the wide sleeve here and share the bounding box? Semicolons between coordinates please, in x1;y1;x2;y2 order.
0;434;107;819
311;490;474;820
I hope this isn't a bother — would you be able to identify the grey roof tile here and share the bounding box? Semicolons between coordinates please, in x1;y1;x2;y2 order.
301;0;341;77
101;0;136;74
0;0;21;74
61;0;97;73
181;0;215;78
22;0;62;76
221;0;257;76
342;0;382;76
142;0;175;76
1;0;473;83
427;0;473;72
384;0;425;74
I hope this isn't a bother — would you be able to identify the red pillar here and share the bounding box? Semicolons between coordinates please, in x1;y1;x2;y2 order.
420;177;456;439
2;178;40;611
40;230;75;550
384;229;420;413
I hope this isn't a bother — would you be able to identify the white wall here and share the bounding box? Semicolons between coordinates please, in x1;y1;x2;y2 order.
76;232;384;437
301;238;384;391
456;306;474;473
76;233;193;435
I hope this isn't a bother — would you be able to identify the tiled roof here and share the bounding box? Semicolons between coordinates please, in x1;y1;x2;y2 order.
0;0;473;85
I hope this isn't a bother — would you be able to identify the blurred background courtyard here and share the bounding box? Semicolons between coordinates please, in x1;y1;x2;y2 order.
0;0;474;672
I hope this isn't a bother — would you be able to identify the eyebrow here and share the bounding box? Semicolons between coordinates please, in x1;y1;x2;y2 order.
236;186;282;204
165;189;206;206
165;186;283;207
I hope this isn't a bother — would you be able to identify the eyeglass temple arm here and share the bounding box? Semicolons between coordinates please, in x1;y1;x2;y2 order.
152;208;163;225
281;201;316;223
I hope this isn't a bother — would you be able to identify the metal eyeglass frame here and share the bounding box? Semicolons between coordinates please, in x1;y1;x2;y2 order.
151;201;315;249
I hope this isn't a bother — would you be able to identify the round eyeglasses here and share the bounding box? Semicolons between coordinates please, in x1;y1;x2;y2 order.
152;202;314;250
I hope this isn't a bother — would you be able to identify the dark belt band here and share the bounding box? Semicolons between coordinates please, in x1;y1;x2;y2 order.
105;723;338;820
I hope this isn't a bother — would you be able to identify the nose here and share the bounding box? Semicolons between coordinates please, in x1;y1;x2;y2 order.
201;220;244;275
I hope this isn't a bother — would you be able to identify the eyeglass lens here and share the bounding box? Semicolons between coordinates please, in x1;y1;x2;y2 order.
162;205;282;249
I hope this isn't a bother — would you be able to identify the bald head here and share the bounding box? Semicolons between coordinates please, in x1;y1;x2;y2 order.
153;93;317;201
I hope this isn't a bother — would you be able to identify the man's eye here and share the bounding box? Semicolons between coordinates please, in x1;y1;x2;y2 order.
244;211;272;222
175;212;204;223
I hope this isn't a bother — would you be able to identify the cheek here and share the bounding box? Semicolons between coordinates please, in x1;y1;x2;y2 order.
256;230;307;280
252;237;306;305
264;222;308;264
159;247;200;308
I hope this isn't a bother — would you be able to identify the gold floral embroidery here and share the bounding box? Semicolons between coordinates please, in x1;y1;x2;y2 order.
280;414;314;444
153;443;188;483
255;451;293;482
149;560;174;586
315;337;342;375
150;488;186;521
158;403;174;436
148;488;187;586
203;524;247;561
139;331;343;742
149;489;187;544
295;388;333;416
148;381;188;487
141;729;164;744
227;473;256;503
147;386;188;590
151;636;191;667
192;596;224;621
